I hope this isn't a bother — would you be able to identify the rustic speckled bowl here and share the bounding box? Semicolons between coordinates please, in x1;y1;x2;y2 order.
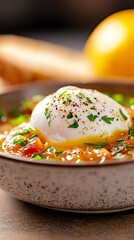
0;80;134;213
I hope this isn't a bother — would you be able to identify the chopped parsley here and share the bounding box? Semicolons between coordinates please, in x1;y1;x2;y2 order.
47;146;55;153
63;94;71;104
84;142;107;148
55;151;63;156
119;109;128;120
59;91;67;98
67;112;73;119
114;140;124;152
32;154;44;159
13;139;29;147
12;128;32;137
29;133;38;139
44;108;51;126
76;92;85;99
86;97;92;104
87;114;98;121
68;120;79;128
128;126;134;138
126;144;131;151
101;115;114;124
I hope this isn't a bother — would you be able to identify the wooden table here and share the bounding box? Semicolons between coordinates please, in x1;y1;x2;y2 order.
0;189;134;240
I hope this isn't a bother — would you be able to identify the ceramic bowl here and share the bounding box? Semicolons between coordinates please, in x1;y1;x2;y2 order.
0;80;134;213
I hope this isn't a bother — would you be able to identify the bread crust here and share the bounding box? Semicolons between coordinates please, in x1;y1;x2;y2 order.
0;35;90;85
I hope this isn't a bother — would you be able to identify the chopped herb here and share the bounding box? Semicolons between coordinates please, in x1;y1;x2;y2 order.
63;94;71;104
55;151;63;156
29;134;38;139
47;146;55;153
87;114;98;121
59;91;67;98
128;126;134;137
86;97;92;104
101;115;114;124
76;92;85;99
75;114;78;118
119;109;128;120
96;142;108;148
114;140;124;152
12;128;32;137
32;154;44;159
13;139;29;147
44;108;51;126
84;142;107;148
68;121;79;128
67;112;73;119
126;145;131;151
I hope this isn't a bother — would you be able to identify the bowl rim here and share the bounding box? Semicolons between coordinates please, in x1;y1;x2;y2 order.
1;79;134;168
0;151;134;168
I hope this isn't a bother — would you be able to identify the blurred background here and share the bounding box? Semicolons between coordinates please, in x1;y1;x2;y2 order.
0;0;133;49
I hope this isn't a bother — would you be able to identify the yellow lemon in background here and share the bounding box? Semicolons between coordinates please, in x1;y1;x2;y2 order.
84;9;134;80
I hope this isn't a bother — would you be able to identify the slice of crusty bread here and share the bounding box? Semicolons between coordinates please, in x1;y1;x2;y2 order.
0;35;91;85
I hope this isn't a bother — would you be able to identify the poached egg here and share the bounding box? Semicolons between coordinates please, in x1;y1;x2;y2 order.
30;86;132;148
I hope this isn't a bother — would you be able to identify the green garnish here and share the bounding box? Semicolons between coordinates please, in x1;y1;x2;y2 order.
86;97;92;104
119;109;128;120
67;112;73;119
59;91;67;98
13;139;29;147
84;142;107;148
68;121;79;128
47;146;55;153
63;94;71;104
126;145;131;151
12;128;32;137
128;126;134;137
76;92;85;99
101;115;114;124
29;134;38;139
44;108;51;126
32;154;44;159
76;93;92;104
87;114;98;121
114;140;124;152
55;151;63;156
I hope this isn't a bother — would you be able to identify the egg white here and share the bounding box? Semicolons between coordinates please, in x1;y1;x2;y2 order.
30;86;132;148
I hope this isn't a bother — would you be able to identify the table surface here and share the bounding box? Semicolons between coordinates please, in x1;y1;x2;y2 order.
1;31;134;240
0;189;134;240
